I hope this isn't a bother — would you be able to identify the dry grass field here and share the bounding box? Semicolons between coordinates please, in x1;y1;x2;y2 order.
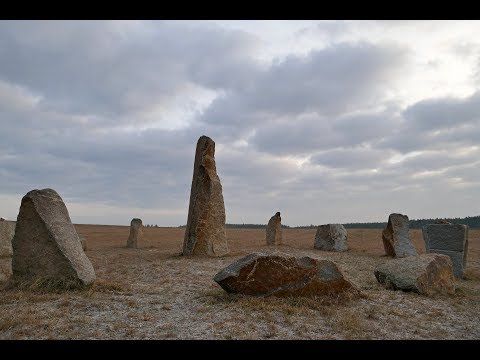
0;226;479;339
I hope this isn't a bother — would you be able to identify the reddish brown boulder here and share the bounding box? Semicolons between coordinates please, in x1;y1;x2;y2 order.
214;252;356;297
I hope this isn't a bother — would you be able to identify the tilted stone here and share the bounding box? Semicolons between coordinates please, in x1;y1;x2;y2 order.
127;218;143;249
382;213;417;257
314;224;348;252
183;136;229;256
422;224;468;279
266;212;282;245
214;252;356;297
374;254;455;296
11;188;96;288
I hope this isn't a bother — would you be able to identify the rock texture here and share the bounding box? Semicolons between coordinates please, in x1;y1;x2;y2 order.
127;218;143;249
382;213;417;258
314;224;348;251
266;212;282;245
422;224;468;279
183;136;229;256
374;254;455;296
214;252;355;297
0;219;15;282
11;188;96;288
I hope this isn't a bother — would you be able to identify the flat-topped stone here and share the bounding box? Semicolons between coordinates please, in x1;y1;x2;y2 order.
423;224;468;279
314;224;348;252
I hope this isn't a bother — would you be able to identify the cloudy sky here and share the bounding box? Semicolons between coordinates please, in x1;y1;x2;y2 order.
0;20;479;226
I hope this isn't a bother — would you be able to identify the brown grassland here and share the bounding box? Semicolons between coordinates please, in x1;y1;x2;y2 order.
0;226;479;339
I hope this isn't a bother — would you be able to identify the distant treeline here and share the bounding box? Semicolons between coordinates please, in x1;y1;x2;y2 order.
177;215;480;229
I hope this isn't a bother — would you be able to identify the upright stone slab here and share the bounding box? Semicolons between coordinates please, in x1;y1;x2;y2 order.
422;224;468;279
0;219;15;282
183;135;229;256
11;188;96;288
314;224;348;251
127;218;143;249
266;212;282;245
382;213;417;258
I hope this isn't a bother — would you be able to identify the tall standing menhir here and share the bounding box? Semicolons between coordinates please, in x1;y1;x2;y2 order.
182;136;229;256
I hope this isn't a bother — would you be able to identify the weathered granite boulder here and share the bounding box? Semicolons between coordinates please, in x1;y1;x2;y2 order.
382;213;417;257
314;224;348;251
266;212;282;245
127;218;143;249
423;224;468;279
11;188;96;288
0;219;15;282
374;254;455;296
214;252;356;297
183;136;229;256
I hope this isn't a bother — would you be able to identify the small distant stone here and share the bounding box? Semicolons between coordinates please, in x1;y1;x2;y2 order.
374;254;455;296
214;252;356;297
266;212;282;245
314;224;348;252
79;236;87;251
382;213;417;258
127;218;143;249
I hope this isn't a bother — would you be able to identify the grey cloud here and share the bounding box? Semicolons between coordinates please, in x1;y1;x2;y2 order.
250;110;400;156
0;20;259;123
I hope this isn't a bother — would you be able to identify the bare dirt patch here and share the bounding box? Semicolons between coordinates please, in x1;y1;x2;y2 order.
0;226;478;339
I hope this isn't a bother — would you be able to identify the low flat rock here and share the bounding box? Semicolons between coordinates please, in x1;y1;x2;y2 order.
214;252;356;297
12;188;96;288
314;224;348;252
382;213;417;258
374;254;455;296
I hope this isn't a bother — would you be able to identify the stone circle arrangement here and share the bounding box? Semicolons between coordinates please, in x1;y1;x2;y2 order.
0;135;469;298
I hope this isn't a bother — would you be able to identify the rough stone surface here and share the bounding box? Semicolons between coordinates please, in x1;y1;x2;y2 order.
423;224;468;279
382;213;417;258
374;254;455;296
314;224;348;251
127;218;143;249
214;252;356;297
0;218;15;257
79;236;87;251
183;136;229;256
11;188;96;288
266;212;282;245
0;219;15;282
